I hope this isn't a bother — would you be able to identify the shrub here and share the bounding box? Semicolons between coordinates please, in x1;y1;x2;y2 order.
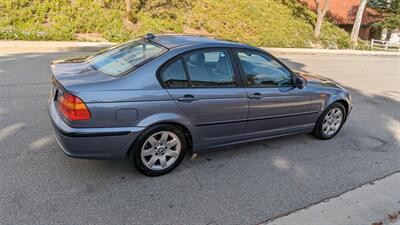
0;0;352;48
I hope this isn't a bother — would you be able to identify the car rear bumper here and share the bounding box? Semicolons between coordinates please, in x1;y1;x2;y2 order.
48;97;145;160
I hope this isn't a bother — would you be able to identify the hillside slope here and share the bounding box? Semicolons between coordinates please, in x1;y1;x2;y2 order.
0;0;352;48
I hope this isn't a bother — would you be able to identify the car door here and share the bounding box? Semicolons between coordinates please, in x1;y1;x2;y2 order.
234;49;311;136
159;48;248;142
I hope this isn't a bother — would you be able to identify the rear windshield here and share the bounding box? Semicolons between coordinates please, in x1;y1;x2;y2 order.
87;39;166;77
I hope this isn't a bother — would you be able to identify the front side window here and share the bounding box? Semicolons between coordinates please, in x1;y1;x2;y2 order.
183;50;235;87
88;39;166;76
237;51;293;87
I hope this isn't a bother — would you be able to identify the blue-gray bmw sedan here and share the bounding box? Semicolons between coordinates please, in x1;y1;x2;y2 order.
48;34;353;176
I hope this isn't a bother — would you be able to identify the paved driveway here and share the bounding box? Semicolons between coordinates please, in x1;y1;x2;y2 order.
0;52;399;225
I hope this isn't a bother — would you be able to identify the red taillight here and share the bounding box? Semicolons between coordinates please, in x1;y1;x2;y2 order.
58;92;91;121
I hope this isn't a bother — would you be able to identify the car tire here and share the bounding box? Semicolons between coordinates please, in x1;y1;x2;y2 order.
130;124;187;176
312;102;346;140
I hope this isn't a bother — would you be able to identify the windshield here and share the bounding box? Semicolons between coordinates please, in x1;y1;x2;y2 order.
88;39;166;76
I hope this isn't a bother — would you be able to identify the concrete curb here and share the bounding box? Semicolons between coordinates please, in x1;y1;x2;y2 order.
0;41;116;53
1;41;399;56
263;172;400;225
263;47;400;56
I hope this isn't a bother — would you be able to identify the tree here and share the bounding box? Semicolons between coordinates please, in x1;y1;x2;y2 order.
314;0;331;37
350;0;368;43
125;0;132;14
369;0;400;40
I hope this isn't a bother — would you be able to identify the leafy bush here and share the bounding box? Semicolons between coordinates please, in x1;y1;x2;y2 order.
319;22;352;49
188;0;314;47
0;0;352;48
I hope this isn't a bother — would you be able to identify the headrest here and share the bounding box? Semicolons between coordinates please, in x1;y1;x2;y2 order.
188;53;205;66
216;56;229;74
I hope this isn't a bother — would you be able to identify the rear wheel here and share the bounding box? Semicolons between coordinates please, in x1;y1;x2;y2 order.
130;124;187;176
312;102;346;140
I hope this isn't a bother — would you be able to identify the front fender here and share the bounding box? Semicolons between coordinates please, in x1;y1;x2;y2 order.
308;86;352;124
324;91;351;112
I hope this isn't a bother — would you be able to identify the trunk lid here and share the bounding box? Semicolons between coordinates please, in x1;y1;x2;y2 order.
50;57;113;90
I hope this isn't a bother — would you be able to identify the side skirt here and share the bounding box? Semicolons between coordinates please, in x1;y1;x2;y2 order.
192;123;315;153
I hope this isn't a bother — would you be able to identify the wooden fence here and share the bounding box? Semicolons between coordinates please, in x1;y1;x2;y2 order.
371;39;400;51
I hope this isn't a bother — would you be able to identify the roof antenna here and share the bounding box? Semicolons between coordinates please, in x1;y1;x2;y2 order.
145;33;155;39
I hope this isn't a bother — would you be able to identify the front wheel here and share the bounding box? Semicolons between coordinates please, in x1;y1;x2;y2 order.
130;125;187;176
312;102;346;140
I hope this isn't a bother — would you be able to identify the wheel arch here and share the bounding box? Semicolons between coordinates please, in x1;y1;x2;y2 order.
161;121;193;149
324;91;350;116
127;120;195;156
335;99;349;115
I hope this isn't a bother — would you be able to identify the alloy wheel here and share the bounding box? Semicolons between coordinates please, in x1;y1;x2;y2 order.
140;131;182;170
322;107;343;136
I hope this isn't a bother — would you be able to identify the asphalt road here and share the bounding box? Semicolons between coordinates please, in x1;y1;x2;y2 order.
0;51;399;225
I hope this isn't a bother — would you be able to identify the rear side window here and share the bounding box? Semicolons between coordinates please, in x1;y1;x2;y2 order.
184;50;235;87
160;59;189;88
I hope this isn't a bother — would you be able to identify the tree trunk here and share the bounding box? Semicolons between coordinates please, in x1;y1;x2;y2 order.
125;0;132;14
385;29;392;41
350;0;368;43
314;0;330;38
314;13;324;37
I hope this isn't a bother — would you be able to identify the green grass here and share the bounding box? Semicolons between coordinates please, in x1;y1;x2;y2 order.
0;0;353;48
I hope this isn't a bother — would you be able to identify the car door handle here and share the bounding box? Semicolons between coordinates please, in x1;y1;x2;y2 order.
248;92;263;99
177;94;198;102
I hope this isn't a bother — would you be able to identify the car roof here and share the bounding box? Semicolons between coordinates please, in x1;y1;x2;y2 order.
150;34;253;49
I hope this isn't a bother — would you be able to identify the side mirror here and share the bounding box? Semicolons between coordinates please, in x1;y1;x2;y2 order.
296;77;307;89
